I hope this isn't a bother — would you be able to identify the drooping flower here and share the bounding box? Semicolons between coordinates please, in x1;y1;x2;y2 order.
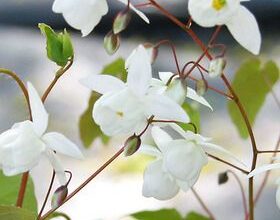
0;83;83;185
80;45;189;136
140;125;245;200
188;0;261;55
150;71;213;109
52;0;149;37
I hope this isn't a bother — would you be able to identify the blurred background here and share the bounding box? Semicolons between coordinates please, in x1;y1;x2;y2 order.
0;0;279;219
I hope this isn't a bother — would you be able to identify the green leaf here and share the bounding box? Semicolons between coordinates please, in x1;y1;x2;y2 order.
180;102;200;133
184;211;210;220
39;23;73;66
131;209;183;220
79;58;127;148
0;172;37;213
227;59;279;138
0;205;36;220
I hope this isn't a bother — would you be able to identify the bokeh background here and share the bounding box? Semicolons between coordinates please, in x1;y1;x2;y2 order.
0;0;279;219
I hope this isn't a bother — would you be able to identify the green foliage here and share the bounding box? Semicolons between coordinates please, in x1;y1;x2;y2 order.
228;59;279;138
130;209;210;220
0;205;36;220
79;58;127;148
131;209;182;220
0;172;37;213
185;212;210;220
180;102;200;133
39;23;73;66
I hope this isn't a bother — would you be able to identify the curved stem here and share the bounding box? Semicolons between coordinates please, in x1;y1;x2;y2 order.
154;40;181;77
191;188;215;220
37;171;56;220
227;170;248;220
0;68;31;119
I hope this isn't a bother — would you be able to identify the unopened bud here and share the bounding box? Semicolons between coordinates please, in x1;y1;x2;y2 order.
209;57;226;78
113;10;131;34
51;185;68;209
104;31;120;55
124;134;141;156
218;172;229;185
144;43;158;64
195;79;208;96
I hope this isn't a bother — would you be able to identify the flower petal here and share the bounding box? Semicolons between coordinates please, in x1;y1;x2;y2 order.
142;160;179;200
163;140;207;181
186;87;213;110
151;126;172;153
126;45;152;96
138;144;161;158
43;132;84;159
188;0;240;27
27;82;48;136
226;5;261;55
203;143;247;168
80;74;125;94
116;0;150;24
145;94;190;123
52;0;109;37
177;171;200;192
248;163;280;178
45;150;67;185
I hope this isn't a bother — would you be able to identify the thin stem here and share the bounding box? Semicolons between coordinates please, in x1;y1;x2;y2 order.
258;150;280;154
0;68;31;119
227;170;248;220
16;173;29;207
208;154;249;175
187;75;234;99
41;59;73;103
154;40;181;77
37;171;56;220
254;135;280;203
40;146;125;220
191;188;215;220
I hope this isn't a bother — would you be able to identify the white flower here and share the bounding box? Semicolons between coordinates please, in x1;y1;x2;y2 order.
0;83;83;185
140;124;245;200
52;0;149;37
150;71;213;110
188;0;261;55
81;45;189;136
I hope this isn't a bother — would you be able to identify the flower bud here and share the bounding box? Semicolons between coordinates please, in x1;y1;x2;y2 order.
113;10;131;34
195;79;208;96
51;185;68;209
218;172;228;185
124;134;141;156
165;78;187;105
208;57;226;78
104;31;120;55
143;43;158;64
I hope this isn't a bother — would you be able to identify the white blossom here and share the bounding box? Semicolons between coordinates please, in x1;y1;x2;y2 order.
52;0;149;37
188;0;261;55
81;45;189;136
0;83;83;185
140;124;245;200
